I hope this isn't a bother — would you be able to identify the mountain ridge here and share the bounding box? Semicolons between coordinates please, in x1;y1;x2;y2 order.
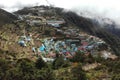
0;8;18;26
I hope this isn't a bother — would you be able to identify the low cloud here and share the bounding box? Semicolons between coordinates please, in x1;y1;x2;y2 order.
71;6;120;25
0;4;5;8
1;0;120;25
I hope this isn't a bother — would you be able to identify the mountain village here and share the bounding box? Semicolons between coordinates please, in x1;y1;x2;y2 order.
0;4;120;80
16;6;117;64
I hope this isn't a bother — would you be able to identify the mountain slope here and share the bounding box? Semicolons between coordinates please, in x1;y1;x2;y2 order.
92;17;120;38
59;11;120;55
14;6;120;55
0;8;18;26
0;6;120;80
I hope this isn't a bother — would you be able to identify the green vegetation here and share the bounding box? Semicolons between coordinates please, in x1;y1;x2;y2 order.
52;55;70;69
0;48;120;80
35;58;47;69
71;63;87;80
0;58;55;80
70;51;95;64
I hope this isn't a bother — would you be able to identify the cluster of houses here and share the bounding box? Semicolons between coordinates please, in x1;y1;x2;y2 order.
38;34;104;56
17;7;117;62
22;14;65;28
18;26;117;62
18;33;33;47
18;7;65;28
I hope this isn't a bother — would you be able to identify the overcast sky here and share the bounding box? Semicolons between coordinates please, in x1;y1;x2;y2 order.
0;0;120;24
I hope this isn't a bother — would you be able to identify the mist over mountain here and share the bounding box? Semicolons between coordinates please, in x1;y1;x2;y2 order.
91;17;120;38
1;0;120;23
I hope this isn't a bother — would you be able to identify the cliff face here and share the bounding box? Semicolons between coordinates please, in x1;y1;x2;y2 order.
0;9;18;26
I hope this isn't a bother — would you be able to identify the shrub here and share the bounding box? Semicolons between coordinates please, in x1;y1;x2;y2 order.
52;56;70;69
71;63;87;80
70;51;85;63
35;58;47;69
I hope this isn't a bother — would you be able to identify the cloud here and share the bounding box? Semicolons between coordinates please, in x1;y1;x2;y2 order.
0;0;48;12
0;4;5;8
1;0;120;25
71;5;120;22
